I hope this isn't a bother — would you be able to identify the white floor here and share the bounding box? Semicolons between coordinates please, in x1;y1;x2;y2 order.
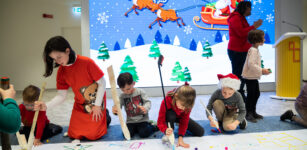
10;129;307;150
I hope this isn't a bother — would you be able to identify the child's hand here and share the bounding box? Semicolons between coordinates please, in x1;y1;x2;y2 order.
177;136;190;148
209;120;218;128
112;105;118;115
226;121;240;131
137;105;147;114
34;101;47;111
262;68;271;75
92;105;102;122
165;127;173;136
33;138;42;146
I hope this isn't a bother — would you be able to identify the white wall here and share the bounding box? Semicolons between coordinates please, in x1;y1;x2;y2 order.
0;0;81;91
275;0;306;82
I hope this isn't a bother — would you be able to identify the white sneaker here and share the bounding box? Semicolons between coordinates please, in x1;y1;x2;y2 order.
162;135;170;143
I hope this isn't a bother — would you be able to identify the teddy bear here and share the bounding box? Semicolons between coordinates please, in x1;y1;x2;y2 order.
80;82;104;114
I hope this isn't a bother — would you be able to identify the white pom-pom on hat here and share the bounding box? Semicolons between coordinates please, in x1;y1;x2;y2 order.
217;73;241;90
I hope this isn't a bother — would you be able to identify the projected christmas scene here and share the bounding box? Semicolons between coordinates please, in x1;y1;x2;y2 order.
89;0;275;87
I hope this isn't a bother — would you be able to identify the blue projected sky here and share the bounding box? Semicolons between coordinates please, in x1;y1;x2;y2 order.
89;0;275;51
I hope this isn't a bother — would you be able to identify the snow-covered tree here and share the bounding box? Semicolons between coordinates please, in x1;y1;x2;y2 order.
120;55;139;82
124;38;132;49
173;35;180;46
148;40;161;59
97;42;110;61
170;61;184;83
197;41;203;51
183;67;191;82
202;41;213;59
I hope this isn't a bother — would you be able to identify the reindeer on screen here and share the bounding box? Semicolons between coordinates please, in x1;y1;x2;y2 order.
149;8;186;28
125;0;163;16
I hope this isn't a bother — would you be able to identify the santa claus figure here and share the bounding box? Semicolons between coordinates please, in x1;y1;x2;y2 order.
214;0;243;17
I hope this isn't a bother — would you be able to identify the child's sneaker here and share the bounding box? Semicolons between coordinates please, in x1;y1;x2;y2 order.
162;135;170;144
149;120;159;132
239;118;247;129
280;110;294;121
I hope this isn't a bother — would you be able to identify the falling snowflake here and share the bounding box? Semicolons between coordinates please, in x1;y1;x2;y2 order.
253;0;262;5
97;12;109;24
266;14;274;23
184;25;192;34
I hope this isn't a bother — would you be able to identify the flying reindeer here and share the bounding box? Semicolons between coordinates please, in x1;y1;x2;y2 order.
149;8;186;28
125;0;163;16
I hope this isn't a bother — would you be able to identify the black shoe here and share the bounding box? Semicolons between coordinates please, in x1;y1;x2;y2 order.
280;110;294;121
246;113;257;123
239;118;247;129
253;112;263;119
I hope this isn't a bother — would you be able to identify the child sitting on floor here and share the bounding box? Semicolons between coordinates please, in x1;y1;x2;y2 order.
206;73;247;132
112;72;156;138
157;83;204;148
19;85;62;146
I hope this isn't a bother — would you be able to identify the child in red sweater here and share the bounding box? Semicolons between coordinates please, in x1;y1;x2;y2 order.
19;85;62;146
157;84;204;148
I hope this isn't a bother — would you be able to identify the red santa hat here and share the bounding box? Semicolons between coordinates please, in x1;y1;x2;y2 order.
217;73;241;90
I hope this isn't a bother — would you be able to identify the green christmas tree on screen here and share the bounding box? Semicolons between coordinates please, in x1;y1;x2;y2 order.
148;40;161;59
261;59;264;68
202;41;213;59
170;61;184;83
120;55;139;82
97;42;110;61
183;67;191;82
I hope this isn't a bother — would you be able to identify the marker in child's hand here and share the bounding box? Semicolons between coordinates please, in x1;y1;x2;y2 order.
268;68;272;73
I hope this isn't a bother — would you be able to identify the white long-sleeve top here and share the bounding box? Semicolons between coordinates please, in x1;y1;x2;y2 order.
46;77;106;109
242;47;262;80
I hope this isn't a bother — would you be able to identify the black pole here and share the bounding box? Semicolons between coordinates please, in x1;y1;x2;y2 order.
158;55;168;115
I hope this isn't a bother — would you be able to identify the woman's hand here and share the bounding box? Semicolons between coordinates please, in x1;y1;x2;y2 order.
92;105;102;122
0;84;15;100
253;19;263;29
177;136;190;148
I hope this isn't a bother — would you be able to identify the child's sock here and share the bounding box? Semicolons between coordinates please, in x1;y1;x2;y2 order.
71;139;80;144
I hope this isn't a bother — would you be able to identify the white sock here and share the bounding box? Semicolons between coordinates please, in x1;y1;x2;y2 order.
71;139;80;144
63;132;68;137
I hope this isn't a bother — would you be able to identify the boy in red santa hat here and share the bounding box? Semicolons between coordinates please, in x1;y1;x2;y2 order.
206;73;247;132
